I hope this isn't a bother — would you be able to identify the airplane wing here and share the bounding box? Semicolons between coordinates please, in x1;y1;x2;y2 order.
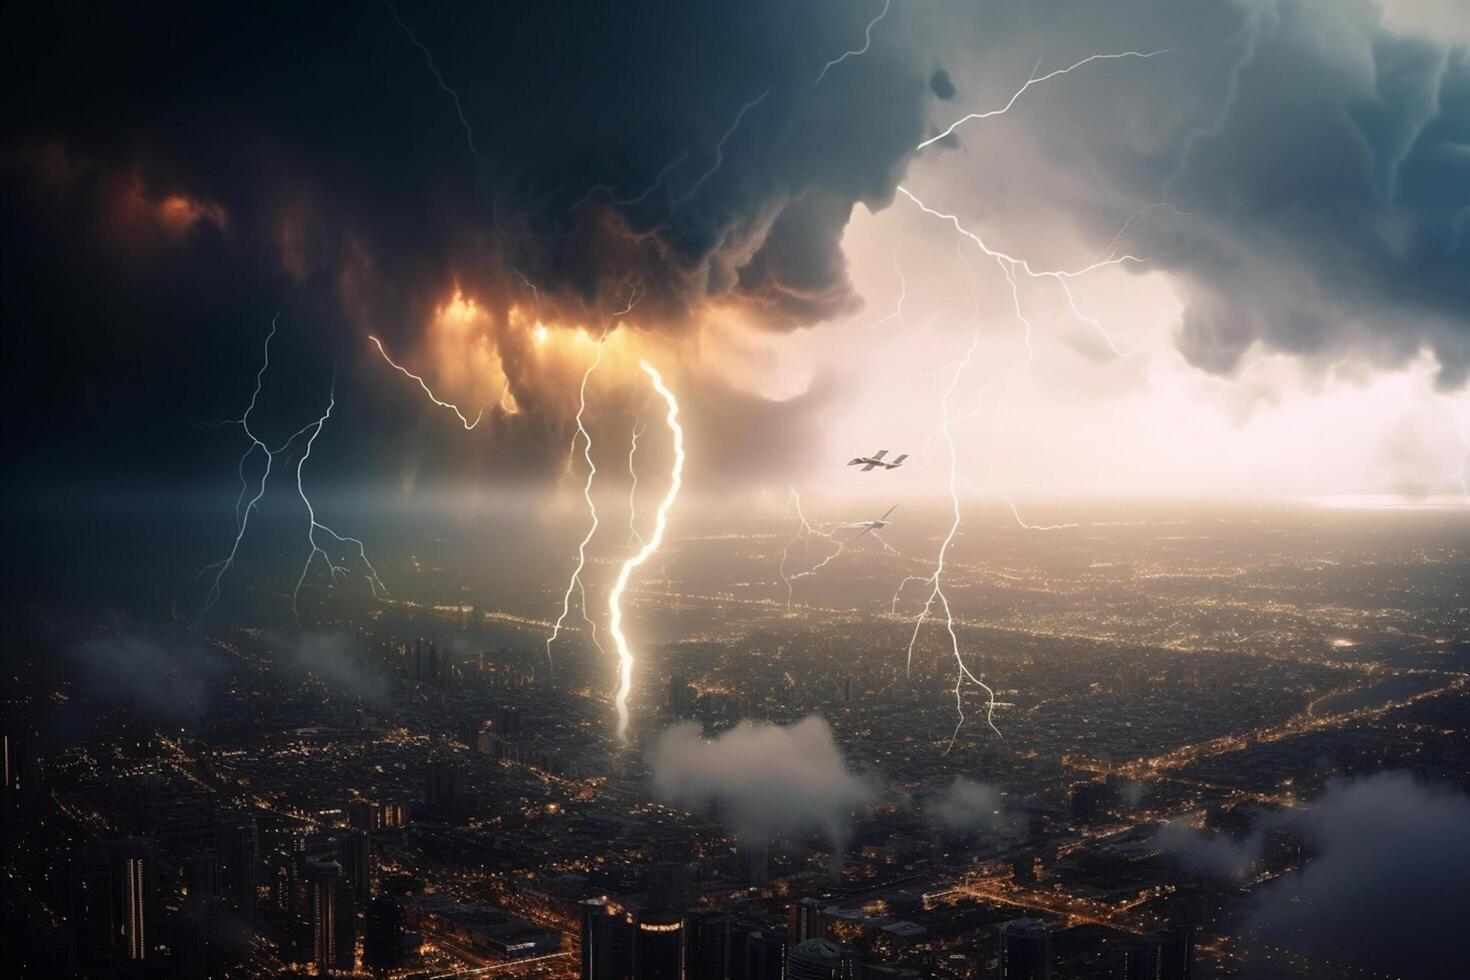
887;454;908;467
852;525;875;540
871;449;889;460
861;462;880;471
878;503;899;521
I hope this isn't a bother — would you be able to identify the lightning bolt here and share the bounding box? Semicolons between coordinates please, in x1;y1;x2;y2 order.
383;0;484;166
291;380;388;619
960;477;1078;531
898;335;1001;751
1167;7;1267;202
369;335;491;429
546;337;606;668
897;186;1139;355
199;319;383;625
546;291;643;668
777;487;849;606
917;48;1172;151
608;360;685;740
627;416;648;549
671;89;772;206
816;0;892;84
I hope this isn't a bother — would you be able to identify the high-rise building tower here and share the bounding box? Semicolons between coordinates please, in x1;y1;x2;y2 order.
305;858;354;973
365;895;404;973
788;898;827;944
995;919;1051;980
217;815;259;920
687;912;731;980
742;928;787;980
632;909;684;980
112;838;156;962
337;829;371;901
580;897;633;980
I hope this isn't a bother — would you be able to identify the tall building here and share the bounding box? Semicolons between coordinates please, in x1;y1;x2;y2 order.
786;938;859;980
112;838;156;962
788;898;827;943
185;849;218;906
742;928;787;980
580;897;632;980
686;912;731;980
425;759;459;812
739;839;769;886
337;829;371;901
304;858;354;973
1158;928;1194;980
995;919;1051;980
365;895;403;973
633;909;684;980
216;815;259;920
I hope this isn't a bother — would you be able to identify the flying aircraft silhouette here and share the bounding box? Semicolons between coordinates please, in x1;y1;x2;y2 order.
847;449;908;472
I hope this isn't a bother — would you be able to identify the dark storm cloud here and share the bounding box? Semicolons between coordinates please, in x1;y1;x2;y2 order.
938;0;1470;385
1;0;933;490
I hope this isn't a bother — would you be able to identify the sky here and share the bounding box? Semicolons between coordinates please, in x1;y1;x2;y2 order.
3;0;1468;511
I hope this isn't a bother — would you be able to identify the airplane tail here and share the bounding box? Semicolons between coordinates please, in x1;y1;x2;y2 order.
887;454;908;467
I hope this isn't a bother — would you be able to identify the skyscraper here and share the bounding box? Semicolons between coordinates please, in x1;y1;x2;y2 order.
216;815;259;921
995;918;1051;980
633;909;684;980
786;938;859;980
687;912;731;980
742;928;787;980
112;838;155;962
304;858;354;973
365;895;404;973
788;898;827;944
580;897;633;980
337;829;371;901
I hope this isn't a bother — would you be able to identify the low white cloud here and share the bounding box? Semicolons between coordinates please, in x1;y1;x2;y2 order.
649;716;874;847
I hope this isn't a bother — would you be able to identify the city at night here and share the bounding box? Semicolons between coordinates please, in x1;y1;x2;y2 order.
3;2;1469;978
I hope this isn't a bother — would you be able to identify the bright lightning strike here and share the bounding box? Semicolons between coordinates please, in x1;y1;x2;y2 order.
897;186;1138;355
816;0;892;84
627;417;647;549
199;319;383;625
369;335;491;430
608;360;685;741
546;291;643;668
899;336;1001;751
546;337;606;668
291;381;388;618
917;48;1172;151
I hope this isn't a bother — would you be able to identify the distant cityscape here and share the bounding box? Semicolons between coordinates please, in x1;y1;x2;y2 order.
3;504;1466;978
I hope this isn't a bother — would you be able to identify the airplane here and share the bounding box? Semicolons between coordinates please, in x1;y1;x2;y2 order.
847;449;909;472
850;503;899;540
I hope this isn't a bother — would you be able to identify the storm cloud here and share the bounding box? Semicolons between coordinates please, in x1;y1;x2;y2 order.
918;0;1470;385
648;716;874;847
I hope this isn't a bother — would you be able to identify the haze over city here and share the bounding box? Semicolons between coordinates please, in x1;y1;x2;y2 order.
3;2;1468;979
